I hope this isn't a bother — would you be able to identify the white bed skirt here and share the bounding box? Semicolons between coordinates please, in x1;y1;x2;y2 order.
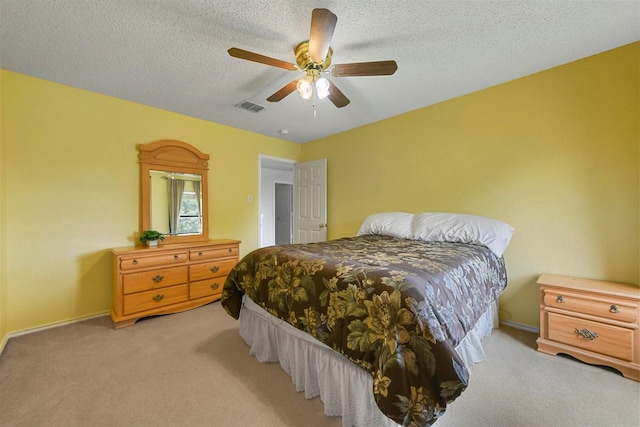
239;296;499;427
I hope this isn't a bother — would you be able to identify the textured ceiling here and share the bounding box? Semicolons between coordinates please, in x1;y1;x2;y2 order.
1;1;638;143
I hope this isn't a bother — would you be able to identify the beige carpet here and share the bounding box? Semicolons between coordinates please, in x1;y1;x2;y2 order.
1;302;638;427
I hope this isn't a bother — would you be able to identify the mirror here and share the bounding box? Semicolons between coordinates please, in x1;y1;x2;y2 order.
139;140;209;245
148;170;203;235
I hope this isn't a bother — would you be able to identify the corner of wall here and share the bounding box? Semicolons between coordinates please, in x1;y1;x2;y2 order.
0;69;8;353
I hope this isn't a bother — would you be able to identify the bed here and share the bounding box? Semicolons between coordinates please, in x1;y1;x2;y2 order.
222;212;514;427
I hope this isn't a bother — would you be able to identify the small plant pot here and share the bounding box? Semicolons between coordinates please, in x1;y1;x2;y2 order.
146;240;159;247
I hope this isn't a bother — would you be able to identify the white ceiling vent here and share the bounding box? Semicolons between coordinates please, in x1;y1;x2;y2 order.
235;100;266;113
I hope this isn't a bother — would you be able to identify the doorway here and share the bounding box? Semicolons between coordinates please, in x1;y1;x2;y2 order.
259;156;295;247
258;155;327;247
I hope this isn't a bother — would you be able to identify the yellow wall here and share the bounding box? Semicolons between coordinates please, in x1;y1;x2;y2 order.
0;70;300;334
302;42;639;328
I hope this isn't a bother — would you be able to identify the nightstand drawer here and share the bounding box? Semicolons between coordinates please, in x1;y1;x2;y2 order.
547;312;634;362
544;289;638;323
123;284;189;315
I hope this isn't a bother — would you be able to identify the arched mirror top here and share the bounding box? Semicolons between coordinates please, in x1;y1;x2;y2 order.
140;140;209;245
139;139;209;170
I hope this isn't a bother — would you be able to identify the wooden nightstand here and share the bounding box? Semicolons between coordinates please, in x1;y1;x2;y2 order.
537;273;640;381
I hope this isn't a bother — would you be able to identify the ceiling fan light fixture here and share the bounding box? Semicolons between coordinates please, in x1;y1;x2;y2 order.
315;77;330;100
297;76;313;100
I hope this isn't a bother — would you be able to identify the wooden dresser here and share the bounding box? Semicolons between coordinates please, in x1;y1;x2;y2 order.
537;273;640;381
111;239;240;328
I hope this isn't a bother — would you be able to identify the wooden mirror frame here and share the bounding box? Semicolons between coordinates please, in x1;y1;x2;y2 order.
139;140;209;245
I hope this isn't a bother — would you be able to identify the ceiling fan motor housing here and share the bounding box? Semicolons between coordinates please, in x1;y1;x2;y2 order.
294;41;332;74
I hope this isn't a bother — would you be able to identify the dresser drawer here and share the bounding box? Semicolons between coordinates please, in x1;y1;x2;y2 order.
190;245;238;262
190;259;236;282
122;266;188;294
123;284;189;315
190;277;225;300
119;252;188;270
547;312;634;362
544;289;638;323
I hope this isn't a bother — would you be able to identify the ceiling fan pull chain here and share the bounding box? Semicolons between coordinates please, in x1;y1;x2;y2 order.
313;89;318;118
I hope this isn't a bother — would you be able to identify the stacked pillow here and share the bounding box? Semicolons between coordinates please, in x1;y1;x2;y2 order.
358;211;514;257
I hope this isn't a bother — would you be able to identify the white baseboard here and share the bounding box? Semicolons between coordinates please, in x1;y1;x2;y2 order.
500;319;540;334
0;311;110;355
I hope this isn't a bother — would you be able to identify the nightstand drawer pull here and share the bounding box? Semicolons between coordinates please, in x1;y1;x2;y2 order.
210;266;220;273
211;282;220;290
556;295;564;303
575;328;598;340
152;294;165;302
610;304;620;314
152;275;164;283
174;255;179;260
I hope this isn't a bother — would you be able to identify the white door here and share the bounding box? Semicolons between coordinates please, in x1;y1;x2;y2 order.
293;159;327;243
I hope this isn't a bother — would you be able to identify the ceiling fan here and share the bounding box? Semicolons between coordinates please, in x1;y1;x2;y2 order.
228;8;398;108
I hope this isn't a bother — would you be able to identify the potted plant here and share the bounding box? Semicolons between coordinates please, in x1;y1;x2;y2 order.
139;230;165;247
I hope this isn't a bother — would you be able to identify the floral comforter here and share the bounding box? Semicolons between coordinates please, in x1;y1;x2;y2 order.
221;235;507;426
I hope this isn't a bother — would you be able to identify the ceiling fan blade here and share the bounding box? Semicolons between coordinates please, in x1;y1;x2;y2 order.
327;81;350;108
266;80;299;102
308;8;337;63
330;60;398;77
228;47;298;71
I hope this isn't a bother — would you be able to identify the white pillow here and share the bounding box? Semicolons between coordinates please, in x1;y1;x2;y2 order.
411;212;514;257
357;212;414;239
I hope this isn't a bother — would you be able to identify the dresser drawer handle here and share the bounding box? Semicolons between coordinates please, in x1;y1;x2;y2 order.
174;255;179;260
575;328;598;340
198;252;203;257
210;266;220;273
556;295;564;303
610;305;620;314
132;259;138;265
211;283;220;290
152;275;164;283
228;248;233;253
152;294;164;302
